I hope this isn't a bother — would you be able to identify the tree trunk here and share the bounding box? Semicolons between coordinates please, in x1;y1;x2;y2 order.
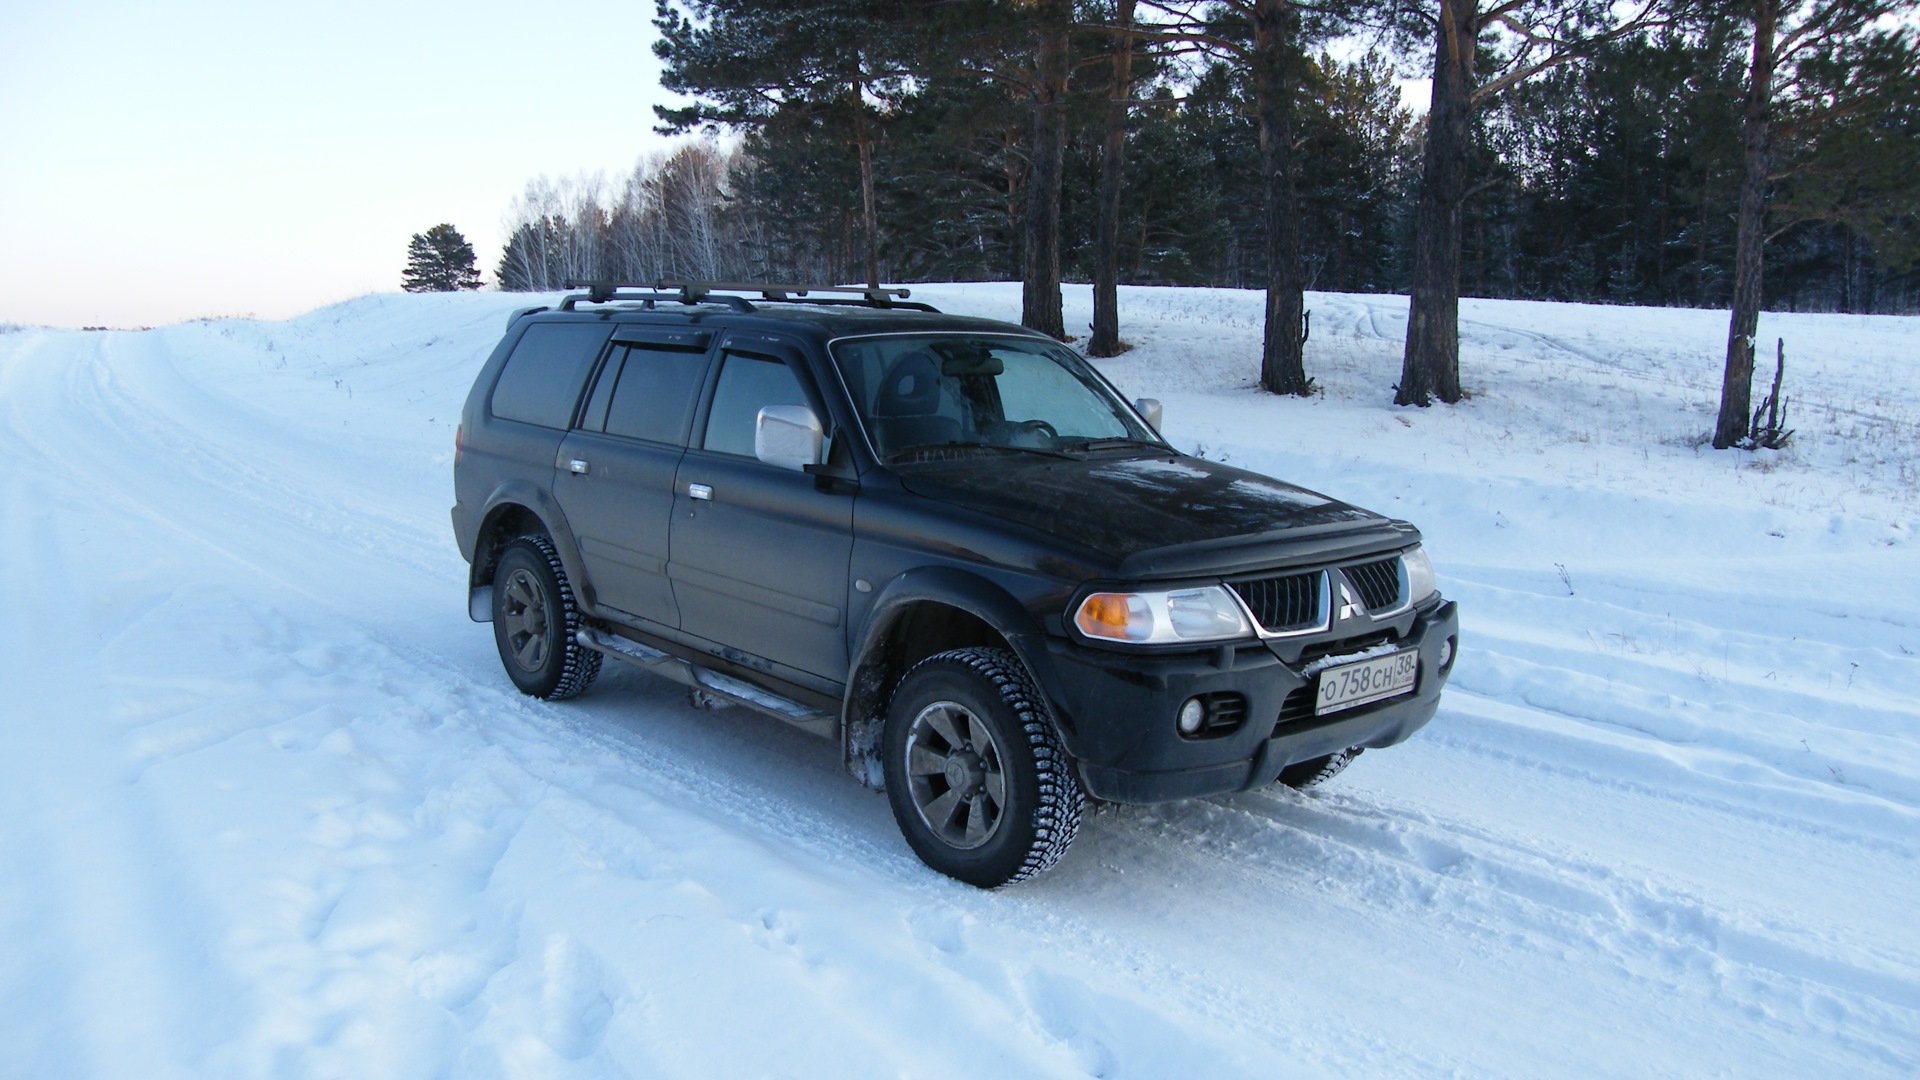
1655;172;1670;304
1714;0;1776;449
1839;221;1854;313
853;81;880;289
1134;194;1151;277
1005;131;1021;280
1861;239;1877;313
1397;0;1476;406
1253;0;1311;396
1022;0;1071;340
1088;0;1136;357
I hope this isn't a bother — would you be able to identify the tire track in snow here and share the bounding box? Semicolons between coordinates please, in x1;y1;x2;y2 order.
1073;775;1920;1072
1218;780;1920;1013
0;336;254;1078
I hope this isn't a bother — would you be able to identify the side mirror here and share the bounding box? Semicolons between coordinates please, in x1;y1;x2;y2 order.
755;404;824;471
1134;397;1163;434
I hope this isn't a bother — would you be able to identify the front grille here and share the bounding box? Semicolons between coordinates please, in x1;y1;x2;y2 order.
1276;686;1316;726
1343;557;1403;612
1229;571;1320;632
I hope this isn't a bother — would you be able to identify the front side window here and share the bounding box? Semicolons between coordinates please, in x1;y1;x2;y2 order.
700;353;809;457
830;335;1157;461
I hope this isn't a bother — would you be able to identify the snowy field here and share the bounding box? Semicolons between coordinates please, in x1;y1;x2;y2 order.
2;283;1916;1078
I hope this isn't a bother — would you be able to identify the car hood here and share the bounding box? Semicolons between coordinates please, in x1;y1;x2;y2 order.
895;452;1409;579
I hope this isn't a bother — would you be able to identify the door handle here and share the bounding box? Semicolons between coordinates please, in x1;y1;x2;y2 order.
688;483;713;501
569;459;590;475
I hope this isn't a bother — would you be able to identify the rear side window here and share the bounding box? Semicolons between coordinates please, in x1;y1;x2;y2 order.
604;346;709;445
700;353;808;457
489;323;612;428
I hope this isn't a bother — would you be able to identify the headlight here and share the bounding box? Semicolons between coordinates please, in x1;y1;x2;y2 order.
1073;585;1252;645
1404;544;1437;604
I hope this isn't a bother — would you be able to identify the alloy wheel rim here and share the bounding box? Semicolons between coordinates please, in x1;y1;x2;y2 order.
500;567;551;672
904;700;1007;850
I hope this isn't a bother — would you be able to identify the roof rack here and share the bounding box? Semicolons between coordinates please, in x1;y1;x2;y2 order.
557;281;939;313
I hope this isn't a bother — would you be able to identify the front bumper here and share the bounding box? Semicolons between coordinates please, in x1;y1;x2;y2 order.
1037;599;1458;804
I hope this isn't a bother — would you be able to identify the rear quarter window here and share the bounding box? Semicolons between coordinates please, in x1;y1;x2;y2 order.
489;323;613;429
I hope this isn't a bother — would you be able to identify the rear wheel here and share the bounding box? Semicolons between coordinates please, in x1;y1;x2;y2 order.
491;535;601;700
883;649;1083;888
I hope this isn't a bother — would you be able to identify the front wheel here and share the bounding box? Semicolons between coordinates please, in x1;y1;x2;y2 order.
1278;747;1361;790
883;648;1083;888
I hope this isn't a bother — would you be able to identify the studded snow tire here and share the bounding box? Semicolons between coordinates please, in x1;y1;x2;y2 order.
490;535;602;700
1278;747;1361;790
882;648;1084;888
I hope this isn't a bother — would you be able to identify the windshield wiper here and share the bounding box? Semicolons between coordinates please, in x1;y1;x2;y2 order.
1056;436;1168;454
887;441;1074;463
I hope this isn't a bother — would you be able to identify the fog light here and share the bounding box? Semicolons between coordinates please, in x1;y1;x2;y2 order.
1177;698;1207;735
1438;637;1454;669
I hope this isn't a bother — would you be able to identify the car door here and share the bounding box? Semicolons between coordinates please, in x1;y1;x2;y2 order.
552;327;714;630
668;338;855;685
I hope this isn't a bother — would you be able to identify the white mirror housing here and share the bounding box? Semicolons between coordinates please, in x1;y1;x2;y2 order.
755;404;825;471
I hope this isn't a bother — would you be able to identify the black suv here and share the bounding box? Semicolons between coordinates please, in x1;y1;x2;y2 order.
452;282;1458;887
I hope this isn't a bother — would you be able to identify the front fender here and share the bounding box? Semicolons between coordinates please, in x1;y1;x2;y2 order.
840;565;1078;786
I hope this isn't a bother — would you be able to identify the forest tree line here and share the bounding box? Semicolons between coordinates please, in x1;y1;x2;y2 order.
494;0;1918;444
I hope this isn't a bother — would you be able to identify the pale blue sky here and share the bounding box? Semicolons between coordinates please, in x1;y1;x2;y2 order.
1;0;680;327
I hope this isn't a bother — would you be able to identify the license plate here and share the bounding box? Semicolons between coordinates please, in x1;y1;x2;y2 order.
1314;649;1418;716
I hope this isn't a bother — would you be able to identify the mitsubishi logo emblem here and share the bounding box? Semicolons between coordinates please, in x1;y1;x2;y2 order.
1337;581;1365;622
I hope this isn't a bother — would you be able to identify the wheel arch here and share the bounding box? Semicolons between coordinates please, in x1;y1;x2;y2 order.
841;566;1066;789
468;482;588;622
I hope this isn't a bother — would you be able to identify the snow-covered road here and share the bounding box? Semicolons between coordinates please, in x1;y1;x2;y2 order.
3;286;1915;1077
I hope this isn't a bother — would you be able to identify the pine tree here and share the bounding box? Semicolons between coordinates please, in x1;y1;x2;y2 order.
1091;0;1344;394
654;0;920;287
1712;0;1917;448
867;75;1028;283
1392;0;1664;407
402;224;485;292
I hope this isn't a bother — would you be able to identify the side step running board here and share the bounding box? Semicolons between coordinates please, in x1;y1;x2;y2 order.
576;627;837;739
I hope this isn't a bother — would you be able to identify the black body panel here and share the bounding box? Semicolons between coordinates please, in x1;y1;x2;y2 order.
554;429;685;627
897;454;1372;561
670;446;856;686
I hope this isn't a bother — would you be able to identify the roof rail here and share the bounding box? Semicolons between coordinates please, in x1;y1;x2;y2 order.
558;282;753;313
558;281;939;313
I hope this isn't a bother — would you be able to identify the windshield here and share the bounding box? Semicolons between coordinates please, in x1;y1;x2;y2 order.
830;334;1160;462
